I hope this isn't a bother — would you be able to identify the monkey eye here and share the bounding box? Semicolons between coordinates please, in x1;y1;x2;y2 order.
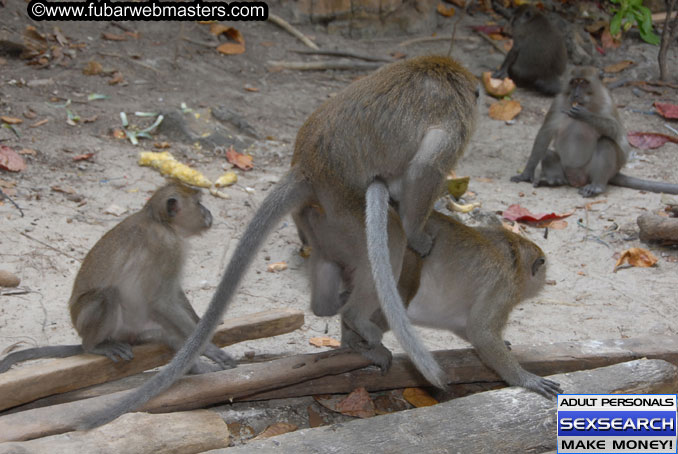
474;87;480;99
167;198;179;217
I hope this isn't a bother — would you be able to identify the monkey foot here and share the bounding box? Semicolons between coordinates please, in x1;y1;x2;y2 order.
359;344;393;373
578;184;605;198
92;341;134;362
510;173;532;184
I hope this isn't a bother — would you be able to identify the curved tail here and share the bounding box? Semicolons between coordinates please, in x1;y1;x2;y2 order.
81;170;312;429
611;173;678;194
0;345;83;373
365;180;447;389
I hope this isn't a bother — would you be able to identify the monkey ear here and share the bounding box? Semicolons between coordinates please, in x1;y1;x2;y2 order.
531;257;545;276
166;197;179;217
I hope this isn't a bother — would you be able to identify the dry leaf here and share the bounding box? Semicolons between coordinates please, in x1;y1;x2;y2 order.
0;146;26;172
210;24;245;43
252;422;298;440
23;110;37;119
112;128;126;139
446;0;465;6
604;60;633;73
482;72;516;98
267;261;287;272
488;99;522;121
335;387;376;418
309;336;341;348
51;185;76;194
300;245;312;258
225;146;253;170
1;116;22;125
541;219;568;230
307;406;327;428
53;27;68;46
586;20;607;33
108;71;124;85
73;152;94;161
217;42;245;55
628;132;678;150
82;115;98;123
244;84;259;92
104;203;128;216
373;391;411;415
654;102;678;120
601;27;621;50
83;60;103;75
30;119;49;128
19;148;37;156
613;248;658;272
437;3;455;16
154;142;171;149
102;32;127;41
403;388;438;407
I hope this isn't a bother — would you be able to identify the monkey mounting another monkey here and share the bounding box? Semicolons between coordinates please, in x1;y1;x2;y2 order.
492;4;568;96
511;66;678;197
0;183;235;374
298;203;562;399
82;55;477;429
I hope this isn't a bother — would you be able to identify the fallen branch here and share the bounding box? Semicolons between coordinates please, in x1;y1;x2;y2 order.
0;349;370;442
472;29;508;55
638;213;678;244
0;309;304;412
268;60;382;71
214;360;678;454
399;35;473;47
291;49;392;62
268;13;319;50
0;410;229;454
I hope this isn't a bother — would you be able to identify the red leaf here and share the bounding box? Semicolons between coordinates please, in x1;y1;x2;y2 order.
502;204;573;223
628;131;678;150
0;146;26;172
654;102;678;120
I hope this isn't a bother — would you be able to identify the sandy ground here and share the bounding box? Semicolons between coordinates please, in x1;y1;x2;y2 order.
0;1;677;444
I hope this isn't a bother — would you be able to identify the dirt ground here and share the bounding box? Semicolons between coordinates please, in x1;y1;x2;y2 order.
1;0;677;445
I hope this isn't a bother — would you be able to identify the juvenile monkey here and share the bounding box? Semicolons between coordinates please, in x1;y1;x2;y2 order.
492;4;567;96
0;183;235;374
83;56;477;429
511;66;678;197
299;203;561;398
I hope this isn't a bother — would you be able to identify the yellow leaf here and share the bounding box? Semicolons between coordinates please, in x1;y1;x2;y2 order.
488;99;522;121
613;248;658;272
604;60;634;73
217;42;245;55
403;387;438;407
309;336;340;348
335;387;375;418
437;3;456;17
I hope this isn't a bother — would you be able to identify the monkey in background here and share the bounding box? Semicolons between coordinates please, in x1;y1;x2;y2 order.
493;4;567;96
0;183;235;374
79;55;478;430
298;203;561;398
511;66;678;197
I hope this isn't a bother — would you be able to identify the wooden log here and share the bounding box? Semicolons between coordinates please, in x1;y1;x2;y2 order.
210;359;678;454
0;309;303;412
0;349;372;442
0;410;229;454
9;335;678;412
638;213;678;244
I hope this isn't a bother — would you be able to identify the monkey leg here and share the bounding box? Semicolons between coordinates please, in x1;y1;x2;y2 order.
72;288;135;362
395;129;451;256
532;77;562;96
536;150;568;187
466;296;562;399
340;319;392;372
309;258;348;316
579;138;618;198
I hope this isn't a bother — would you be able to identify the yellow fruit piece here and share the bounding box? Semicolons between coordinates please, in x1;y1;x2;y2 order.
215;172;238;187
138;151;212;188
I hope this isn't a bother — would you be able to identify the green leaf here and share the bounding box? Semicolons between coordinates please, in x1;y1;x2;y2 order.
639;28;661;45
610;13;623;35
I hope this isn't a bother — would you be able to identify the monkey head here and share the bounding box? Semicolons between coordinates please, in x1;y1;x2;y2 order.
566;66;606;109
147;183;213;237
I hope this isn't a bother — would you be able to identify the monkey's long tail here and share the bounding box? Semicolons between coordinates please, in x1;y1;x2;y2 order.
81;170;313;430
0;345;83;373
611;173;678;194
365;180;447;389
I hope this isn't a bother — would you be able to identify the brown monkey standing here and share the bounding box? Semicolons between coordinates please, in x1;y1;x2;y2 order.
511;66;678;197
0;183;235;374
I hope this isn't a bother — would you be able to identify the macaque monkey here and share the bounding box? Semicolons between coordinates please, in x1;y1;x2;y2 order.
83;56;477;429
492;5;567;96
511;66;678;197
0;183;235;374
299;203;561;398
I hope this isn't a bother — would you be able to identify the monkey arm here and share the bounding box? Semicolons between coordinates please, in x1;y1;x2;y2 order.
566;106;623;140
510;118;556;184
492;47;519;79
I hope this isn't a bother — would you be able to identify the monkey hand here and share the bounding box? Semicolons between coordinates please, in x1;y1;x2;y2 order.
204;345;238;369
564;105;590;121
492;68;508;80
520;372;563;399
